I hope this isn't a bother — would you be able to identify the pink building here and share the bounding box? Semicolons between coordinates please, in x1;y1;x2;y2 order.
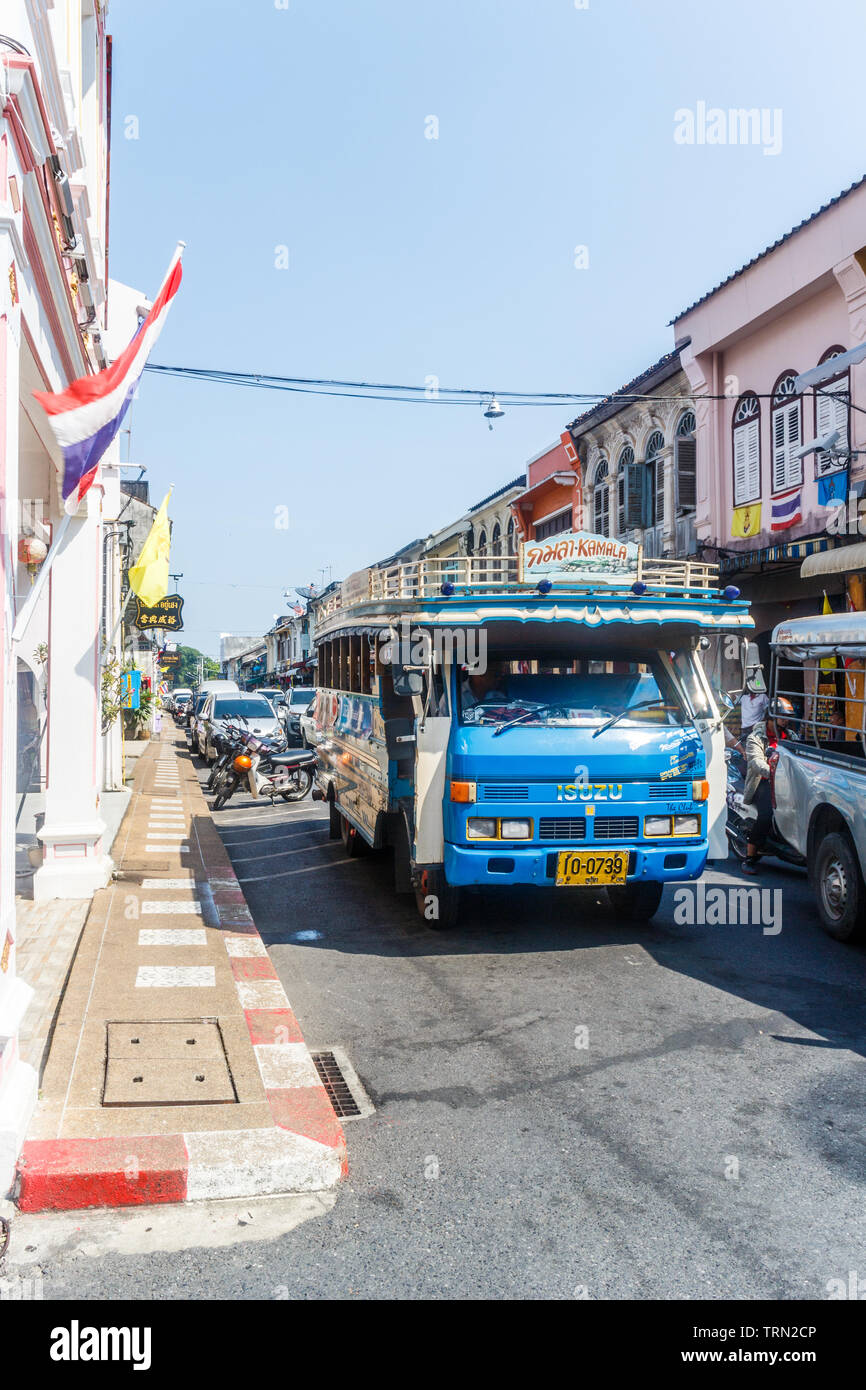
673;176;866;642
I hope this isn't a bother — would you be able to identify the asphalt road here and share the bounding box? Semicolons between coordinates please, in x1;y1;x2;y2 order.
21;751;866;1299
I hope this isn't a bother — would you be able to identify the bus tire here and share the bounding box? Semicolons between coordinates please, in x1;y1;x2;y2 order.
606;880;663;922
814;831;866;943
340;812;366;856
328;796;341;840
415;868;461;929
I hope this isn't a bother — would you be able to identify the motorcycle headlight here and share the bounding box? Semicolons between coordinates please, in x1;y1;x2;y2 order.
499;819;532;840
467;817;498;840
674;814;700;836
644;815;673;837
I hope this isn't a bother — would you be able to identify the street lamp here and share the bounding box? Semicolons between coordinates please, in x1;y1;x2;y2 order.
793;342;866;393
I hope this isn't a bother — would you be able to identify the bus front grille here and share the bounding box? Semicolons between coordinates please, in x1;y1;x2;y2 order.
538;818;588;841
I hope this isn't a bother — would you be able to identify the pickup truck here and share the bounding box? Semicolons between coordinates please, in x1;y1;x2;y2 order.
770;611;866;941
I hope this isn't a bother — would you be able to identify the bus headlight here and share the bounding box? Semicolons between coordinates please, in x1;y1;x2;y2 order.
467;818;498;840
500;819;532;840
674;814;700;836
644;815;673;837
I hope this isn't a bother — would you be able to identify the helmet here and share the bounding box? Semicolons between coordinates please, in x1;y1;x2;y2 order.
768;696;794;723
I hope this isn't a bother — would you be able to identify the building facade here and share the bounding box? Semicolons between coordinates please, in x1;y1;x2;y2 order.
1;1;112;1190
673;176;866;646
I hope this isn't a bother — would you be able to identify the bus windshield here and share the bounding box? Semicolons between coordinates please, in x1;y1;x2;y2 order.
457;655;691;730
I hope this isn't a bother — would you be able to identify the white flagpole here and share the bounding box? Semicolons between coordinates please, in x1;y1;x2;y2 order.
10;512;71;645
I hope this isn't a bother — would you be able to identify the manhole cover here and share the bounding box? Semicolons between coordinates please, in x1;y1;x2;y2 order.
311;1048;373;1119
103;1020;237;1106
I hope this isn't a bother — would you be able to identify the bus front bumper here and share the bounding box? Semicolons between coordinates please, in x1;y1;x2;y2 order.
443;842;707;887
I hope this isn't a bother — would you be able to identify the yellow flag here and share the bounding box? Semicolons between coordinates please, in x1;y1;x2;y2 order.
128;489;172;607
820;591;836;670
731;503;761;539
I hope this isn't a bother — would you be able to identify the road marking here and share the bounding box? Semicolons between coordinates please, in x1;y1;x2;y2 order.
135;966;215;987
141;901;203;914
235;979;290;1009
223;936;267;957
236;858;355;883
254;1043;320;1089
229;842;339;864
138;929;208;946
146;845;190;853
141;878;197;888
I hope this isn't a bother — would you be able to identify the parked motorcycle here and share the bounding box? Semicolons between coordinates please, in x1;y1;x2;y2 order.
724;746;805;868
211;729;315;811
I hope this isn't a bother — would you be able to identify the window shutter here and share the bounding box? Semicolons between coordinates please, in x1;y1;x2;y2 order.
676;437;696;510
815;378;849;476
772;401;802;492
652;459;664;527
624;459;649;528
746;418;760;500
772;408;787;492
733;426;747;505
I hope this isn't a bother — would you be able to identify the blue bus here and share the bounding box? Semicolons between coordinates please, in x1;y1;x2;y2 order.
310;538;752;927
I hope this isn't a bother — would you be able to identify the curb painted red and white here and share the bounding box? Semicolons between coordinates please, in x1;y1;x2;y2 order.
17;743;347;1213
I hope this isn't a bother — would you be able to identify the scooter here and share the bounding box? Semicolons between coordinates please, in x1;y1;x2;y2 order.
724;746;805;867
212;736;315;811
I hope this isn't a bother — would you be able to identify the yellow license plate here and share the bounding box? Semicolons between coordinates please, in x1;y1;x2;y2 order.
555;850;629;887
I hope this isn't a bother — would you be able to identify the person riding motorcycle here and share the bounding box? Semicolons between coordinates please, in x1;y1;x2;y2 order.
741;696;795;874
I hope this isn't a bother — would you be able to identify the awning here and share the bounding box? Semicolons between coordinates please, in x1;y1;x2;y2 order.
801;542;866;579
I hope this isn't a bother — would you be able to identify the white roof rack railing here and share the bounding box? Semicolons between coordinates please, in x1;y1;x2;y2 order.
323;551;722;614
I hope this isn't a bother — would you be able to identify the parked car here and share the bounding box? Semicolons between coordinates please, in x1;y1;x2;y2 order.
186;692;211;746
299;697;319;749
198;693;285;762
172;688;194;723
284;686;315;746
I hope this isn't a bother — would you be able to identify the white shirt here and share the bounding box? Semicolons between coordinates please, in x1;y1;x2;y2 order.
740;691;768;728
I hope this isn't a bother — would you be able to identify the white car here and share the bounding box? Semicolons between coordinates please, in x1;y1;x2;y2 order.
299;696;319;749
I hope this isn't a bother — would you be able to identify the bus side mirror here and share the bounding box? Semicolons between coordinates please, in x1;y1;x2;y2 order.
393;669;424;697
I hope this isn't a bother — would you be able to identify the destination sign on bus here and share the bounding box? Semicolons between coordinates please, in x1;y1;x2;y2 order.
520;530;638;586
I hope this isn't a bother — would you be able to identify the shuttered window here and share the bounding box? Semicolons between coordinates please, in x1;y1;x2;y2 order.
617;446;634;535
592;460;610;536
732;394;761;505
771;373;802;493
814;372;849;477
645;430;665;529
675;411;696;512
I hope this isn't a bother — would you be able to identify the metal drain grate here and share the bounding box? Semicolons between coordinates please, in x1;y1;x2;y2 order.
311;1050;363;1117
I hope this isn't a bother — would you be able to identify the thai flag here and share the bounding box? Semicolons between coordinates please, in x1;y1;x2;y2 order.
33;245;183;514
770;487;802;531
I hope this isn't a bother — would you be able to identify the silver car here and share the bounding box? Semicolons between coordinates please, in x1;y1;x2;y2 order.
198;693;284;762
284;686;315;746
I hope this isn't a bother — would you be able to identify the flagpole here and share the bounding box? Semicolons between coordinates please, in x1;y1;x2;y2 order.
11;512;72;645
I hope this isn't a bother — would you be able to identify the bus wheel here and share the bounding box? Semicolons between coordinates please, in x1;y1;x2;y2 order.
606;881;663;922
340;812;366;857
328;797;341;840
415;868;461;929
815;831;865;942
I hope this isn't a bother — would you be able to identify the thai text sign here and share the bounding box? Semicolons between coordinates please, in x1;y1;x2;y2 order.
521;530;638;586
120;669;141;709
133;594;184;631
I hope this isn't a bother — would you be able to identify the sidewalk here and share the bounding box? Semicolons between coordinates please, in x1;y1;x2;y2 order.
16;729;346;1211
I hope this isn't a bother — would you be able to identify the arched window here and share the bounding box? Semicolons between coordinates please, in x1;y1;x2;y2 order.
675;411;696;514
491;522;502;557
477;529;487;556
593;458;610;536
506;514;516;556
814;346;850;477
617;445;634;534
732;392;761;505
771;371;802;494
644;430;665;528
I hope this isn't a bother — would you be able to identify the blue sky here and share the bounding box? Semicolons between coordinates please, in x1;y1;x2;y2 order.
109;0;866;656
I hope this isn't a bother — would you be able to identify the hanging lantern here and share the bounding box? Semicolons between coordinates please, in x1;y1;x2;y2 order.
18;534;48;577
